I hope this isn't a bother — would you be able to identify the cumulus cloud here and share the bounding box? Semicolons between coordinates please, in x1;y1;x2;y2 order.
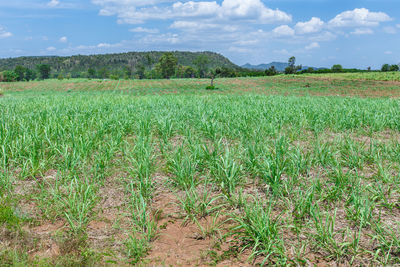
272;25;294;36
351;28;373;35
47;0;60;7
92;0;292;24
295;17;324;34
0;26;12;38
46;46;56;51
305;42;320;50
329;8;391;27
59;36;68;42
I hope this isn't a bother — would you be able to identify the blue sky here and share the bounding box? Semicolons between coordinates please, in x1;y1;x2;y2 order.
0;0;399;68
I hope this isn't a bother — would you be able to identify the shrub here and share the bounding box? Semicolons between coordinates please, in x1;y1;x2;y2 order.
206;85;217;90
265;66;278;76
57;74;64;80
0;71;17;82
110;74;119;80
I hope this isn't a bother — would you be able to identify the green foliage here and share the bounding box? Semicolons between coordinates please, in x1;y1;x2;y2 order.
135;64;145;79
57;74;64;80
265;66;278;76
87;68;96;78
390;64;399;71
0;199;20;229
331;64;343;73
285;56;301;74
157;52;178;79
0;71;17;82
381;64;390;72
194;55;210;78
14;66;27;81
36;64;51;79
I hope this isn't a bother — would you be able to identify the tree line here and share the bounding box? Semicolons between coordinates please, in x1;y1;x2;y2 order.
1;53;399;82
264;57;400;76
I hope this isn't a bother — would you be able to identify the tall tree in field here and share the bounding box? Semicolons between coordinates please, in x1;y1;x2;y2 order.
331;64;343;73
285;56;301;74
158;52;178;79
381;64;390;72
36;64;51;79
194;55;210;78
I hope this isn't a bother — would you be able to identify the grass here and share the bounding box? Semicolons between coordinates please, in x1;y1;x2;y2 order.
0;75;400;265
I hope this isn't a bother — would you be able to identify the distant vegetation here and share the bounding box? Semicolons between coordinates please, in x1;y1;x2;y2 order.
0;51;399;82
0;51;244;81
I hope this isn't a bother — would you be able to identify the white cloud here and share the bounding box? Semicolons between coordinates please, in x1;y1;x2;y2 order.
47;0;60;7
273;25;294;36
351;28;374;35
305;42;320;50
329;8;391;27
46;46;56;51
130;27;159;34
295;17;324;34
59;36;68;42
383;26;397;34
97;42;122;48
0;26;12;38
384;51;392;55
170;20;238;32
92;0;292;24
397;24;400;28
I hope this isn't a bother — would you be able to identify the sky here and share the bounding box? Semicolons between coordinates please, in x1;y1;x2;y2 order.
0;0;399;68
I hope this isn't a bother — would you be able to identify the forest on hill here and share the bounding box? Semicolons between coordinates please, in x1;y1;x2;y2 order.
0;51;240;79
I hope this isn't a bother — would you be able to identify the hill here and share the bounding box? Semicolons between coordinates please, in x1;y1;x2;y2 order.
0;51;239;76
242;62;321;72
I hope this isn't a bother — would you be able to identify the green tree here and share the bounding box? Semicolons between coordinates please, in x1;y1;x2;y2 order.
194;55;210;78
24;68;36;81
36;64;51;79
265;66;278;76
136;64;145;79
381;64;390;72
123;66;132;79
331;64;343;73
184;66;195;78
158;52;178;79
98;68;109;79
390;64;399;71
285;56;301;74
14;65;26;81
145;54;154;68
88;68;96;78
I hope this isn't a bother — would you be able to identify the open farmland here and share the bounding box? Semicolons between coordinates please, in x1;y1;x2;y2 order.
1;74;400;266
